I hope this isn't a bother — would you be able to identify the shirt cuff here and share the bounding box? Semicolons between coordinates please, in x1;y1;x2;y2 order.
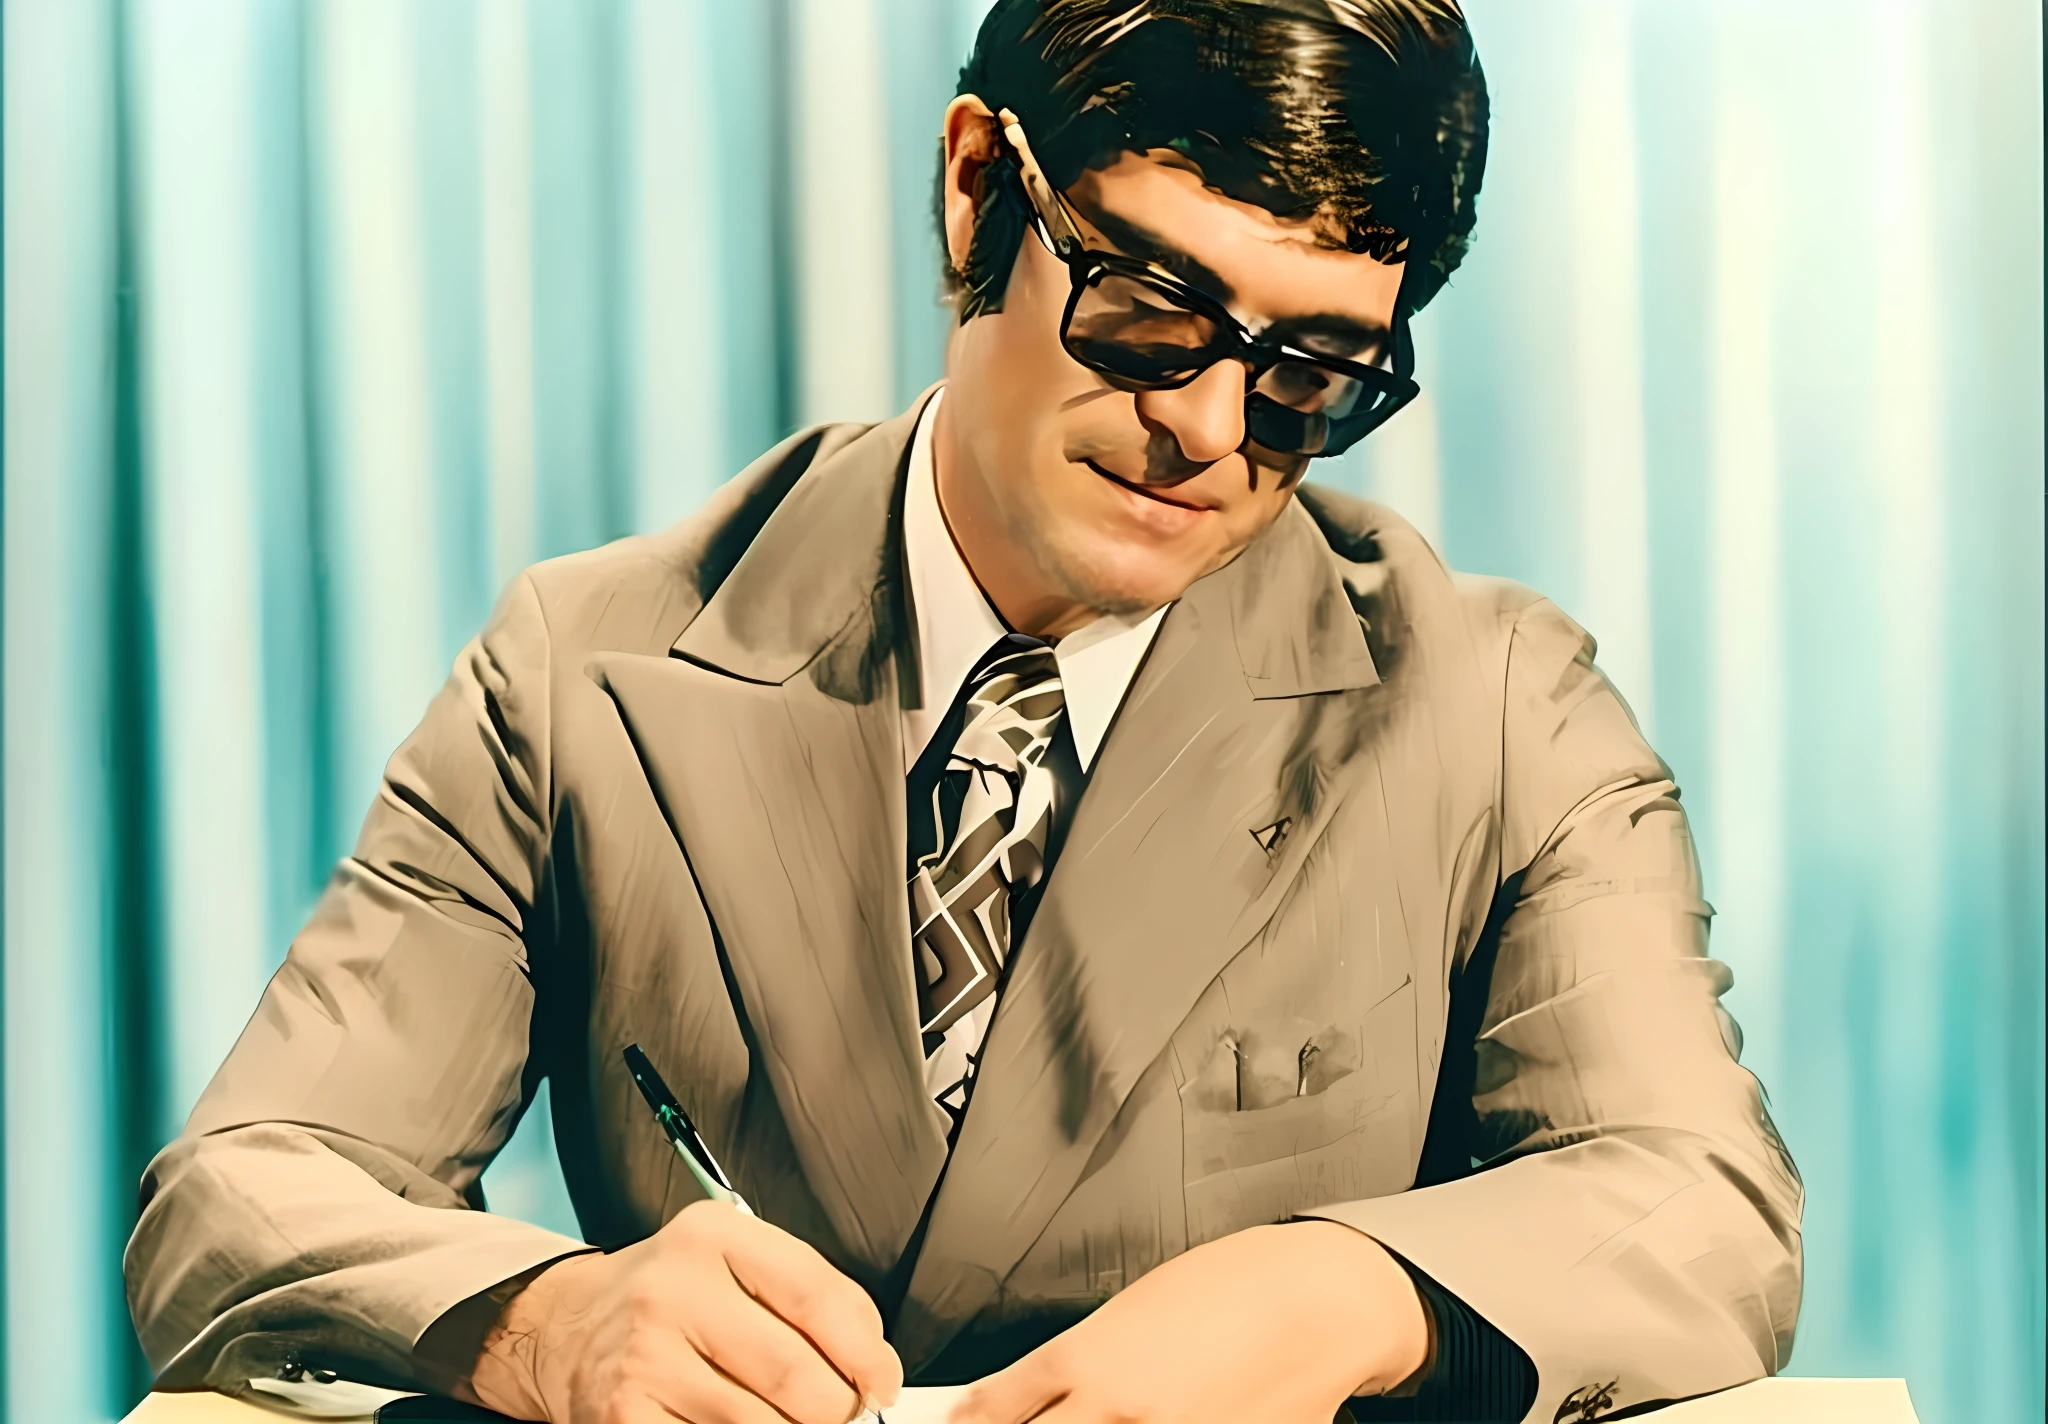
1347;1253;1538;1423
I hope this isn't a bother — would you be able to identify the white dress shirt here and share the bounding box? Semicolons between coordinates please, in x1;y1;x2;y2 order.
900;388;1169;1112
900;387;1168;774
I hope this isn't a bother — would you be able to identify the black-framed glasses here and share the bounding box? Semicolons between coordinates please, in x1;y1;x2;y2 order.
997;108;1419;459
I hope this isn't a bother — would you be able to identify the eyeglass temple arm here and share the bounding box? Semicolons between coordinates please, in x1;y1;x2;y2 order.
998;108;1086;258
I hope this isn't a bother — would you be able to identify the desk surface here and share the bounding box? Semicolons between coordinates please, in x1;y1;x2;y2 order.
124;1376;1921;1424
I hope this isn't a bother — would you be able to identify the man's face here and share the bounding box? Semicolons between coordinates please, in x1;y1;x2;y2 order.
937;104;1406;635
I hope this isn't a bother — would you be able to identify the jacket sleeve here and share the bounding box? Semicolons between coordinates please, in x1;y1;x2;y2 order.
1300;596;1804;1424
123;571;592;1395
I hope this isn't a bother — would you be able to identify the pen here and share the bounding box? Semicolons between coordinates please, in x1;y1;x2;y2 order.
622;1043;890;1423
622;1042;754;1216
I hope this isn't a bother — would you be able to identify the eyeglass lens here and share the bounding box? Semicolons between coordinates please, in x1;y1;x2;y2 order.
1061;268;1396;456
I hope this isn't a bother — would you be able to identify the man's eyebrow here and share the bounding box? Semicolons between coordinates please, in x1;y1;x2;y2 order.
1075;204;1388;357
1083;206;1237;304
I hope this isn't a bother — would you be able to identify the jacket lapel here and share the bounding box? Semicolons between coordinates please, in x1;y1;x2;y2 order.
894;502;1384;1371
591;404;951;1281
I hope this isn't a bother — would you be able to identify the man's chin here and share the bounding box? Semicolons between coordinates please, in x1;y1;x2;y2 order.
1045;542;1215;622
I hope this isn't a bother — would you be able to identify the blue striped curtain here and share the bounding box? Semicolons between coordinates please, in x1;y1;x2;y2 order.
4;3;2040;1423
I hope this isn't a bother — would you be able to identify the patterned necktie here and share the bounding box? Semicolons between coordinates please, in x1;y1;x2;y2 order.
907;637;1066;1133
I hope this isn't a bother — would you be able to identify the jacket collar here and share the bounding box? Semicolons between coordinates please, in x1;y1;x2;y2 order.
673;398;1380;704
670;399;927;687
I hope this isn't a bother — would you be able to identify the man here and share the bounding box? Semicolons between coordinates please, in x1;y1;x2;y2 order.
126;4;1803;1423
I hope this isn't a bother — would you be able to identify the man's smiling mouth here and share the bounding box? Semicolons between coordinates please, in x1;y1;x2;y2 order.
1083;458;1215;512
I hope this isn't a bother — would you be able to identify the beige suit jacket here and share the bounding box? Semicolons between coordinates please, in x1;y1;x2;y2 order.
125;400;1802;1423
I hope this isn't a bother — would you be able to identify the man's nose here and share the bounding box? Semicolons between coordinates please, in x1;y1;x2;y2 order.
1131;360;1246;472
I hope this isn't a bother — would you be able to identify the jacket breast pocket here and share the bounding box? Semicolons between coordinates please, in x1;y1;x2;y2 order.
1177;978;1420;1246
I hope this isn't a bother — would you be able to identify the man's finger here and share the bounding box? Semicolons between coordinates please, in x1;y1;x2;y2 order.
682;1286;865;1424
720;1221;903;1410
944;1356;1067;1424
978;1401;1091;1424
640;1349;808;1424
602;1394;692;1424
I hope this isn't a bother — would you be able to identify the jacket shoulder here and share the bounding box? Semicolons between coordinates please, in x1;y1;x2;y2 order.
1292;481;1549;653
512;421;874;657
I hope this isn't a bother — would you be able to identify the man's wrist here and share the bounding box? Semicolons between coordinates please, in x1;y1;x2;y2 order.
1279;1220;1430;1399
413;1255;582;1408
461;1253;593;1419
1350;1236;1431;1397
1379;1269;1439;1399
1359;1255;1541;1422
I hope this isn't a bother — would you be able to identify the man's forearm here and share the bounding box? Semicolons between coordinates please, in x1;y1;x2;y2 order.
127;1123;588;1392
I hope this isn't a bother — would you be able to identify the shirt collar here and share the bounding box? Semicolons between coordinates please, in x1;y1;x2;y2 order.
900;388;1168;775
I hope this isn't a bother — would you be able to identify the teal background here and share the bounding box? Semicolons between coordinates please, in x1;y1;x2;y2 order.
3;2;2041;1422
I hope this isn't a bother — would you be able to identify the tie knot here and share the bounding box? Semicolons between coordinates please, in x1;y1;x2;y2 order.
961;639;1064;747
968;641;1061;706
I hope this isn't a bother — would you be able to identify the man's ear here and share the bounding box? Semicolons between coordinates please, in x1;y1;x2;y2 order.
941;94;1002;278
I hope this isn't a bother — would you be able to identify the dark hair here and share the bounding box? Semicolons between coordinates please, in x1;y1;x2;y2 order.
939;0;1488;321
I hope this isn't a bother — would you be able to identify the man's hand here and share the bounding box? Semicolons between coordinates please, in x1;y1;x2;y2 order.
467;1200;903;1424
947;1222;1428;1424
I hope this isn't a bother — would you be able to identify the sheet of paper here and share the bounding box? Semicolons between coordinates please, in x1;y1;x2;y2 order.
869;1377;1917;1424
241;1379;412;1419
1641;1377;1919;1422
121;1374;1915;1424
875;1384;969;1424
